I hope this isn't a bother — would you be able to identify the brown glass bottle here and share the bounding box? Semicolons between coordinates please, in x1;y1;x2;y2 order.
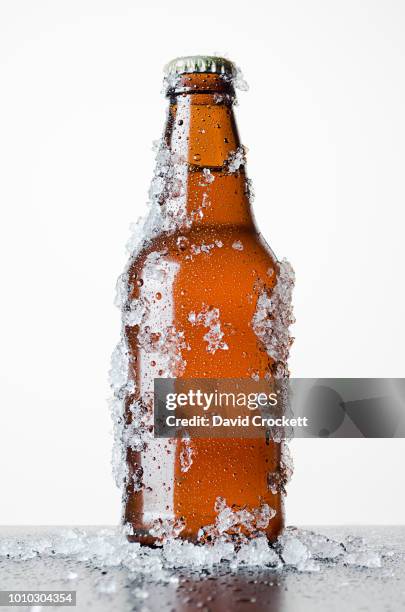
122;57;290;544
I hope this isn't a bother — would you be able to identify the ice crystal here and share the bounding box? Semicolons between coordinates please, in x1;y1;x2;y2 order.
226;145;247;173
235;536;281;567
188;305;229;354
189;240;223;256
109;340;133;488
267;442;294;495
245;176;255;202
95;575;116;594
198;497;276;545
232;240;244;251
201;168;215;184
252;259;295;377
126;141;189;257
149;518;186;542
232;64;249;92
0;525;386;576
278;532;320;572
344;550;382;569
180;438;194;473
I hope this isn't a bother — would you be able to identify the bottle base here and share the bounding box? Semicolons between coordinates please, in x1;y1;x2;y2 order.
126;526;281;546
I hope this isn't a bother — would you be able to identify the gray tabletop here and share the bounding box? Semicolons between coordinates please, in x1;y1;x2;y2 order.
0;526;403;612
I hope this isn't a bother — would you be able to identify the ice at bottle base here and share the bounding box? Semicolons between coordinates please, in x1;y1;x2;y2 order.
198;497;277;545
0;526;387;579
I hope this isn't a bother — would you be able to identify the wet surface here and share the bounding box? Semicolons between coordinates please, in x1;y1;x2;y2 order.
0;526;403;612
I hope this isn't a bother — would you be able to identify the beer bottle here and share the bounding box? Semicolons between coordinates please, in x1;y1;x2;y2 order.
112;56;295;544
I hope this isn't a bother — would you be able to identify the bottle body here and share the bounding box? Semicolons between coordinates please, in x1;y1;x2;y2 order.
124;227;284;543
117;61;294;544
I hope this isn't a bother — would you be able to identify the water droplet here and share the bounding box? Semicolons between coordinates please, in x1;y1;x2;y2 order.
136;279;144;287
193;154;201;162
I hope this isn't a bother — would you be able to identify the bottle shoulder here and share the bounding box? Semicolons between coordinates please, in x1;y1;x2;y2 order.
125;226;278;310
129;226;276;274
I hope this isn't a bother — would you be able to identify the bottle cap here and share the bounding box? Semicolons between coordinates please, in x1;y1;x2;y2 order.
164;55;235;78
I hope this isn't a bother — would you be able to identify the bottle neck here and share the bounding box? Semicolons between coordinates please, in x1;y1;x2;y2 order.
161;76;254;229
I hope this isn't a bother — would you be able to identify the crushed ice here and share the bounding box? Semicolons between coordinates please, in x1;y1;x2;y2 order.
226;145;247;173
232;240;244;251
198;498;276;545
252;259;295;378
188;305;229;354
200;167;215;185
180;438;194;473
267;441;294;495
0;526;386;577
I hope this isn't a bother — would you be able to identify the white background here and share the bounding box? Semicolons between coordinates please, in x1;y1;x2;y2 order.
0;0;404;525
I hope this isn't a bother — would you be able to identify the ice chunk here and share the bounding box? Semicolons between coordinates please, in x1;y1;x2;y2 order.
188;240;223;257
236;536;281;567
190;242;214;255
252;259;295;378
109;341;129;393
232;64;249;91
280;533;309;565
132;587;149;600
0;525;388;577
344;550;382;568
188;305;229;354
201;168;215;184
199;497;276;544
125;140;190;259
226;146;247;173
114;271;129;308
342;536;382;568
149;518;186;542
232;240;244;251
180;438;194;473
95;575;116;594
124;298;147;327
65;571;78;580
245;177;255;203
288;527;343;561
163;538;235;568
279;532;319;572
267;442;294;495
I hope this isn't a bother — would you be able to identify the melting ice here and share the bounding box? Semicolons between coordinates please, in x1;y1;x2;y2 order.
0;526;386;578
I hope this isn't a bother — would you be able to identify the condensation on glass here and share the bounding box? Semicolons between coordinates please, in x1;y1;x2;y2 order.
110;56;295;545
